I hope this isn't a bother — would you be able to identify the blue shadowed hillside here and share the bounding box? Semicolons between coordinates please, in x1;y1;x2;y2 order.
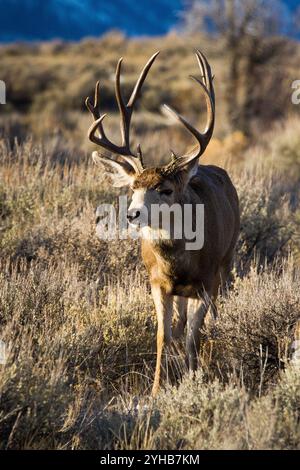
0;0;298;42
0;0;182;41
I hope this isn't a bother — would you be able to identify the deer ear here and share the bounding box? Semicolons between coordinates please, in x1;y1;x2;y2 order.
92;151;135;188
185;160;199;180
175;159;199;186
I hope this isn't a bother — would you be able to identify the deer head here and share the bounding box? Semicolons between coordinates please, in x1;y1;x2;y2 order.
86;50;215;228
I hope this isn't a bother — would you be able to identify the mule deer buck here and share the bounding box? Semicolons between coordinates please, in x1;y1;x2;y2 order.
86;50;240;396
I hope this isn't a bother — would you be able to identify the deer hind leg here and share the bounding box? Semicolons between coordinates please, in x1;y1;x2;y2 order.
209;260;234;323
151;285;173;397
186;296;210;371
173;296;188;339
209;271;221;322
220;251;235;294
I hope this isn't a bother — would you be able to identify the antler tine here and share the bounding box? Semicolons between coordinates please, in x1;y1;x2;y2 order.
86;52;159;175
88;114;113;151
196;49;215;108
163;49;215;171
85;81;108;141
115;51;160;153
85;81;99;119
115;58;128;149
127;51;160;108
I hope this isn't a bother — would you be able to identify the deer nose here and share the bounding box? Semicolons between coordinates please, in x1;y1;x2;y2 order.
127;209;140;222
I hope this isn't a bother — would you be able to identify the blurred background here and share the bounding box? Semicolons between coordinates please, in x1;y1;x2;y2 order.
0;0;299;167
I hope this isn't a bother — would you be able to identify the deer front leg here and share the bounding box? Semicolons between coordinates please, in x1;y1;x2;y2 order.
173;296;188;339
151;285;173;397
186;297;210;371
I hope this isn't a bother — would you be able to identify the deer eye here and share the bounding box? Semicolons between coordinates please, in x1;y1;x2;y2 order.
159;189;173;196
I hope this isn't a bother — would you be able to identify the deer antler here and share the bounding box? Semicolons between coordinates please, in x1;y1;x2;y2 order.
163;50;215;173
85;51;160;175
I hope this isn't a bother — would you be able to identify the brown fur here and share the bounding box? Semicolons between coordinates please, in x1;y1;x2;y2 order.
132;168;165;189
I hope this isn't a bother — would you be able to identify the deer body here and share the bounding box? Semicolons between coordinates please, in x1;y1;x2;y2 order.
141;164;239;298
86;50;240;396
